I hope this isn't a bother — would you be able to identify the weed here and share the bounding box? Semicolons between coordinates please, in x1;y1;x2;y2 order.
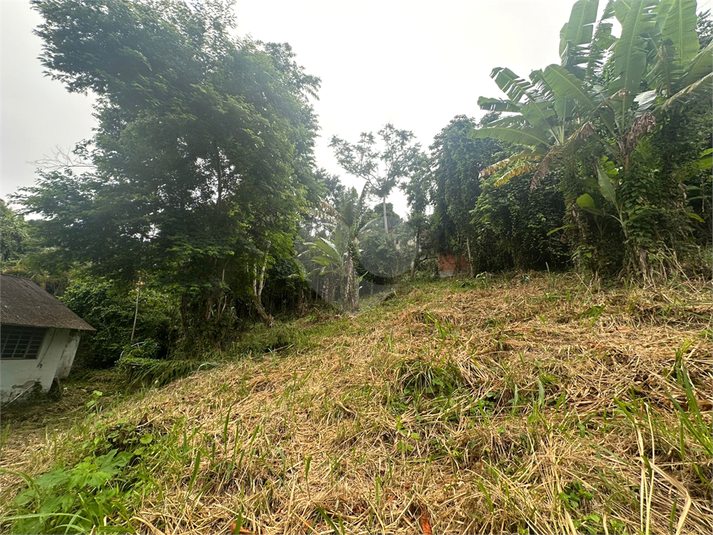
118;357;218;389
3;450;135;534
573;512;603;535
397;358;463;400
559;481;593;511
233;322;304;355
422;310;453;339
85;390;104;412
315;505;346;535
580;304;606;326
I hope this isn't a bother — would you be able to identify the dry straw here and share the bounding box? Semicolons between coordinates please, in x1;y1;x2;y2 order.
2;273;711;534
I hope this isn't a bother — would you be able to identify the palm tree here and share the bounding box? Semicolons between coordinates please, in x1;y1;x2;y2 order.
302;185;368;313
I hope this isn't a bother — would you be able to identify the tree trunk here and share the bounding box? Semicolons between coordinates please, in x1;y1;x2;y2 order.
410;227;420;280
214;143;223;215
465;236;474;278
130;277;141;344
298;287;307;316
249;242;274;327
180;293;188;336
251;295;274;327
382;197;389;233
342;247;359;313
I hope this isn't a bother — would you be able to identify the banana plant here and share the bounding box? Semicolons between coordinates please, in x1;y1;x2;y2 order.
575;160;626;233
301;185;369;313
472;0;603;187
571;0;710;232
474;0;710;272
475;0;709;180
593;0;708;164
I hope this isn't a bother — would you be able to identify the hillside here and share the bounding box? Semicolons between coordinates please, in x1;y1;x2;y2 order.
2;273;712;534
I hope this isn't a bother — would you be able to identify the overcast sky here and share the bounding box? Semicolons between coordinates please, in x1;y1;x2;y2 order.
2;0;622;212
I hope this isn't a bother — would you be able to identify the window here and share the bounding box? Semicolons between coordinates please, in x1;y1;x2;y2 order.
1;326;47;360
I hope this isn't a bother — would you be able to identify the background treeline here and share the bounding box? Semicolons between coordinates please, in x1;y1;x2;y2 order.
1;0;710;369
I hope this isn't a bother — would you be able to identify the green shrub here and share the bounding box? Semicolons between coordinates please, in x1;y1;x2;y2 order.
4;450;135;534
60;278;175;369
117;355;217;389
233;323;303;356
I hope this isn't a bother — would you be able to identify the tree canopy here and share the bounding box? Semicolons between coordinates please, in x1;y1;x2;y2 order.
21;0;321;328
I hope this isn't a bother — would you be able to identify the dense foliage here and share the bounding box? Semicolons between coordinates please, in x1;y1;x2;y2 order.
0;200;31;265
472;0;712;278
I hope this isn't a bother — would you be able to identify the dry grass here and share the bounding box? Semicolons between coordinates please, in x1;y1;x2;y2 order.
2;273;711;534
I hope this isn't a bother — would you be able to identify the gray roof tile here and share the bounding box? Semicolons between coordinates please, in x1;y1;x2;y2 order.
0;275;95;331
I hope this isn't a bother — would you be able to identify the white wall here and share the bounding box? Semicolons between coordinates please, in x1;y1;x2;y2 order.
1;328;79;403
56;330;81;380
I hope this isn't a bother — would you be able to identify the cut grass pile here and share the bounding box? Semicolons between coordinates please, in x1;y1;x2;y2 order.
1;273;711;534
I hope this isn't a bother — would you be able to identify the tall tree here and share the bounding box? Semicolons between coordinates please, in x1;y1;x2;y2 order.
21;0;320;330
330;124;422;233
401;153;432;278
0;200;31;266
430;115;504;271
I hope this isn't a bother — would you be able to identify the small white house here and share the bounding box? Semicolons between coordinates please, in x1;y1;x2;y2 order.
1;275;94;403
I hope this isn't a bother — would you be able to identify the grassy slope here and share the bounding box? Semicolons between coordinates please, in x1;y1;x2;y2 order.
2;273;712;534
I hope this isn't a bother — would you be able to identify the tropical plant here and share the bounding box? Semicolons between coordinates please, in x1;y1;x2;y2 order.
59;275;175;368
430;115;505;272
473;0;712;277
330;124;423;234
301;186;368;312
472;167;570;272
358;207;415;281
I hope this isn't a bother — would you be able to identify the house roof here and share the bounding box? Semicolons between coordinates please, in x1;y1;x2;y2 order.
0;275;95;331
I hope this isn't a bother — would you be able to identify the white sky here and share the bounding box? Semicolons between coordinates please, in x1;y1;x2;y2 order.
2;0;606;213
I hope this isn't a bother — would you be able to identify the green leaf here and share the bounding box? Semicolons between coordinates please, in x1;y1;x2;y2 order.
537;378;545;406
473;125;552;148
687;212;705;223
520;101;557;131
585;20;616;78
312;238;341;263
489;67;534;104
477;97;521;113
661;0;699;74
610;0;657;111
697;156;712;170
315;506;343;535
542;64;597;112
612;0;631;23
559;0;599;58
577;194;605;216
697;148;713;170
680;41;713;88
653;0;676;33
596;164;617;206
547;224;576;236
